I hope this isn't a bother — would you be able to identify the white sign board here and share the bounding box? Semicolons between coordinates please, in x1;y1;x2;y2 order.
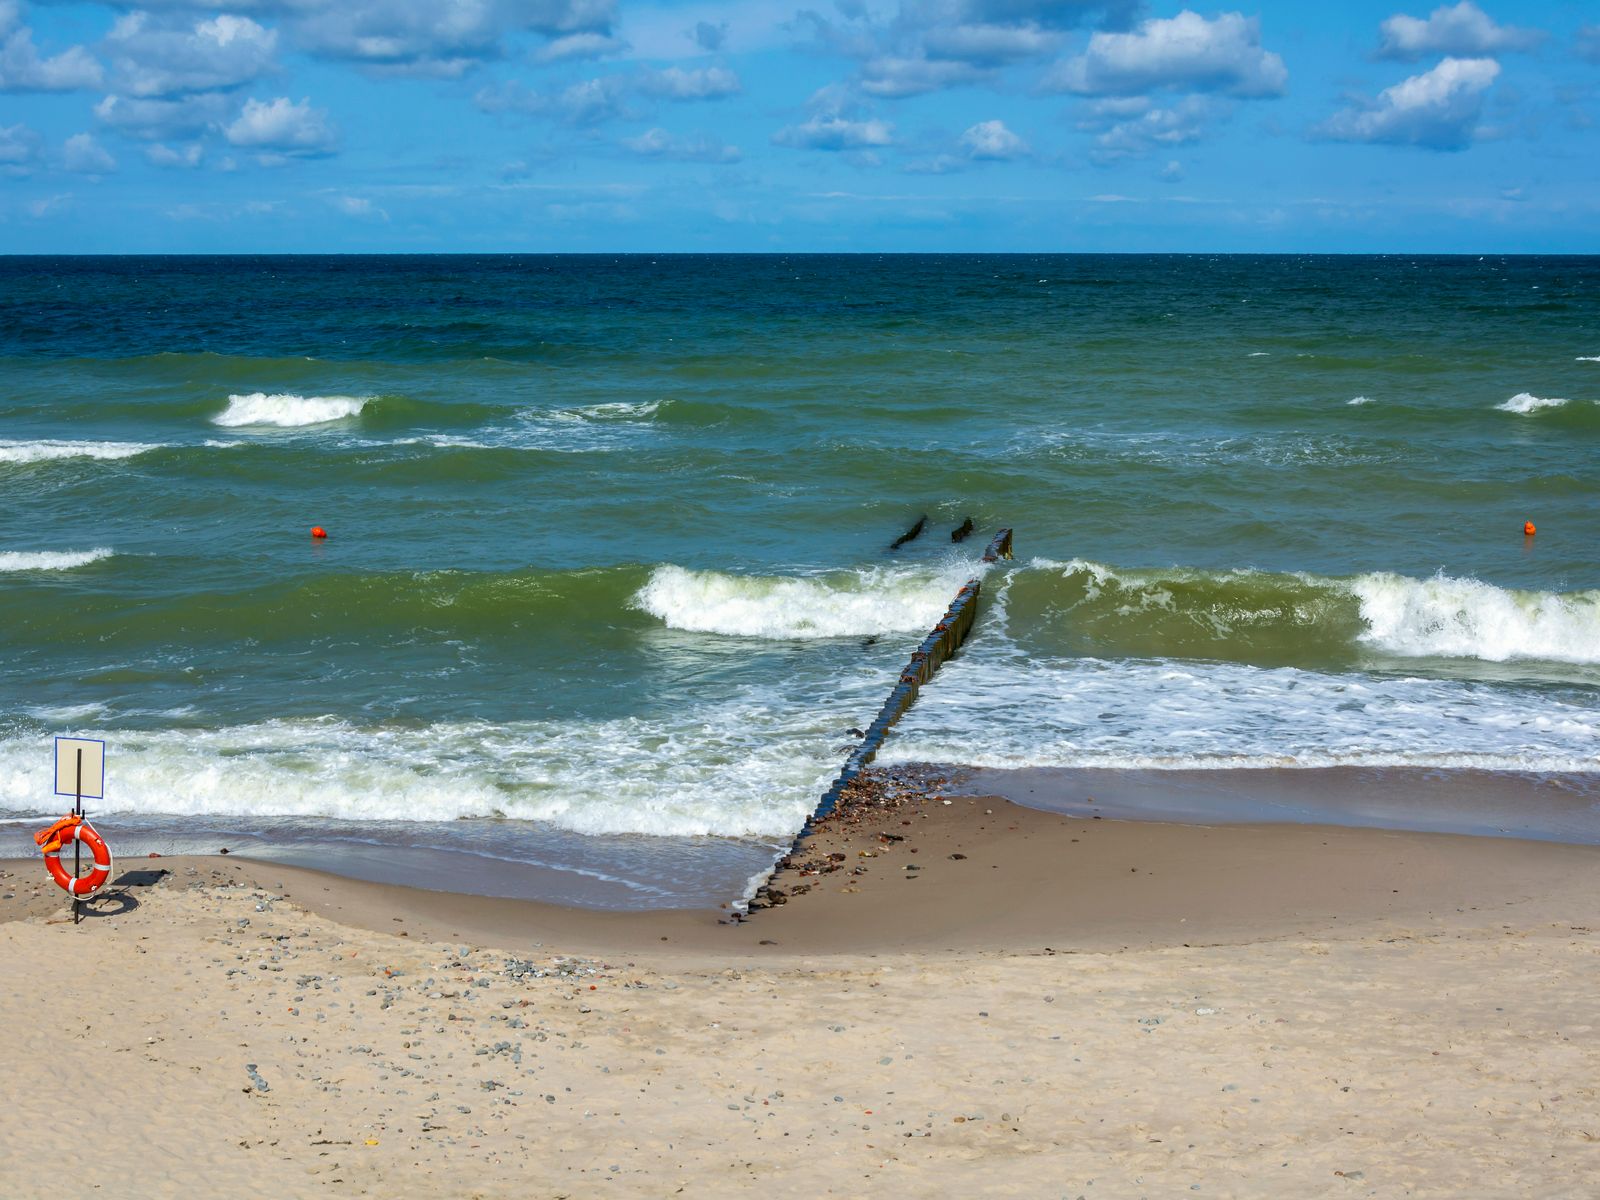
55;737;105;800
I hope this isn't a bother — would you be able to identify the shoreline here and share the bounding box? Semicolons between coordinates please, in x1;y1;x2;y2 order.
5;783;1600;1196
9;768;1600;955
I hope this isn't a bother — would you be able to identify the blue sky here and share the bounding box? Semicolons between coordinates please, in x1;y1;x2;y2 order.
2;0;1598;251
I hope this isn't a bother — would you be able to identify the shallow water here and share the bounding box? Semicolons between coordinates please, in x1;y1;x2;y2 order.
2;254;1596;903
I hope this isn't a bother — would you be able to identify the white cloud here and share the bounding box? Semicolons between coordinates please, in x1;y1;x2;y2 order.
922;22;1059;66
1078;94;1215;162
106;12;277;98
94;91;231;140
1159;158;1183;181
0;1;103;91
637;65;740;99
861;55;984;97
534;31;625;62
293;0;616;77
0;120;40;169
332;194;387;219
1378;2;1542;61
144;140;202;166
553;75;632;124
1318;56;1500;150
1045;10;1287;98
959;118;1028;159
62;131;116;174
773;114;893;150
622;127;740;162
224;95;336;154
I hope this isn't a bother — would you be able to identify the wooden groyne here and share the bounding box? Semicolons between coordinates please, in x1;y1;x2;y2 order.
744;527;1012;909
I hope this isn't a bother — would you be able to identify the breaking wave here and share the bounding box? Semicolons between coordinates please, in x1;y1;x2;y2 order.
632;562;977;639
0;440;160;464
1015;559;1600;668
0;548;115;572
1496;392;1569;414
214;392;369;427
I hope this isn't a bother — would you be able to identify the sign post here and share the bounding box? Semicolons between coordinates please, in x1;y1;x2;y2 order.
54;738;105;925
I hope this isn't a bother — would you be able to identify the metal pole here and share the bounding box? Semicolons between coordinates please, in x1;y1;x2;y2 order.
73;747;82;925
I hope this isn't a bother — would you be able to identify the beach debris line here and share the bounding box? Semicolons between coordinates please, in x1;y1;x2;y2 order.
743;527;1013;914
33;736;114;924
889;514;928;549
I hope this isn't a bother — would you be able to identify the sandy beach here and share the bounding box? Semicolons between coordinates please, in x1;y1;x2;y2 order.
5;773;1600;1199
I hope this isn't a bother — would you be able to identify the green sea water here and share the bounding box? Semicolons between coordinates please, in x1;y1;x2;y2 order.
1;255;1596;902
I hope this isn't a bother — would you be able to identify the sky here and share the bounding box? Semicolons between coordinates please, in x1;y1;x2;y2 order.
1;0;1598;252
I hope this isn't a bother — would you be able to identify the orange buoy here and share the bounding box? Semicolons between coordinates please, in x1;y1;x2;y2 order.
1524;521;1536;536
311;526;327;539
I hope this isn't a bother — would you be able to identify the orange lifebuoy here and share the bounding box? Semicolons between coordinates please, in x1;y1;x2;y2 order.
43;821;114;899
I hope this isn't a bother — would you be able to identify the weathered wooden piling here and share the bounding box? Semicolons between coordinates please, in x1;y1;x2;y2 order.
759;527;1013;890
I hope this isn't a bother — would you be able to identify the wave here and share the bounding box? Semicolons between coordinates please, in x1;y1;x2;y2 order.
1014;559;1600;668
880;652;1600;775
214;392;368;427
0;440;160;464
632;562;976;639
1347;396;1374;406
1577;356;1600;363
1351;572;1600;664
0;548;114;572
1496;392;1569;414
0;708;841;838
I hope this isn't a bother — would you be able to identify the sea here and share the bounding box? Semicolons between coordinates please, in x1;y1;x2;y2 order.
1;254;1597;906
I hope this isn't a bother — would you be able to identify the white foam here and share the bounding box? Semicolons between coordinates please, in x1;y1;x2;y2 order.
1352;572;1600;664
0;440;160;464
213;393;368;427
881;645;1600;775
1495;392;1568;414
0;698;863;839
1576;356;1600;362
570;400;660;421
1347;395;1374;406
0;548;114;572
633;563;976;639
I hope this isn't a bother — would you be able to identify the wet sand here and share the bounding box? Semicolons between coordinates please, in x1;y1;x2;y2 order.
4;774;1600;1197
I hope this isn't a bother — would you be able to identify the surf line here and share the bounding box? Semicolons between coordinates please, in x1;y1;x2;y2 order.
742;526;1013;913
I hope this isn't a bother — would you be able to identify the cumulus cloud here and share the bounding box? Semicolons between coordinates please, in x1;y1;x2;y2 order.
1077;94;1214;162
1377;2;1542;61
0;120;40;170
332;194;387;218
1044;10;1287;97
861;55;984;97
773;114;893;150
636;65;740;99
798;0;1110;99
959;118;1028;158
622;127;741;162
923;22;1060;65
94;90;231;140
224;95;337;154
62;131;116;174
294;0;617;76
475;74;633;125
145;140;203;167
534;31;625;62
0;1;103;91
1317;55;1500;150
105;12;277;98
